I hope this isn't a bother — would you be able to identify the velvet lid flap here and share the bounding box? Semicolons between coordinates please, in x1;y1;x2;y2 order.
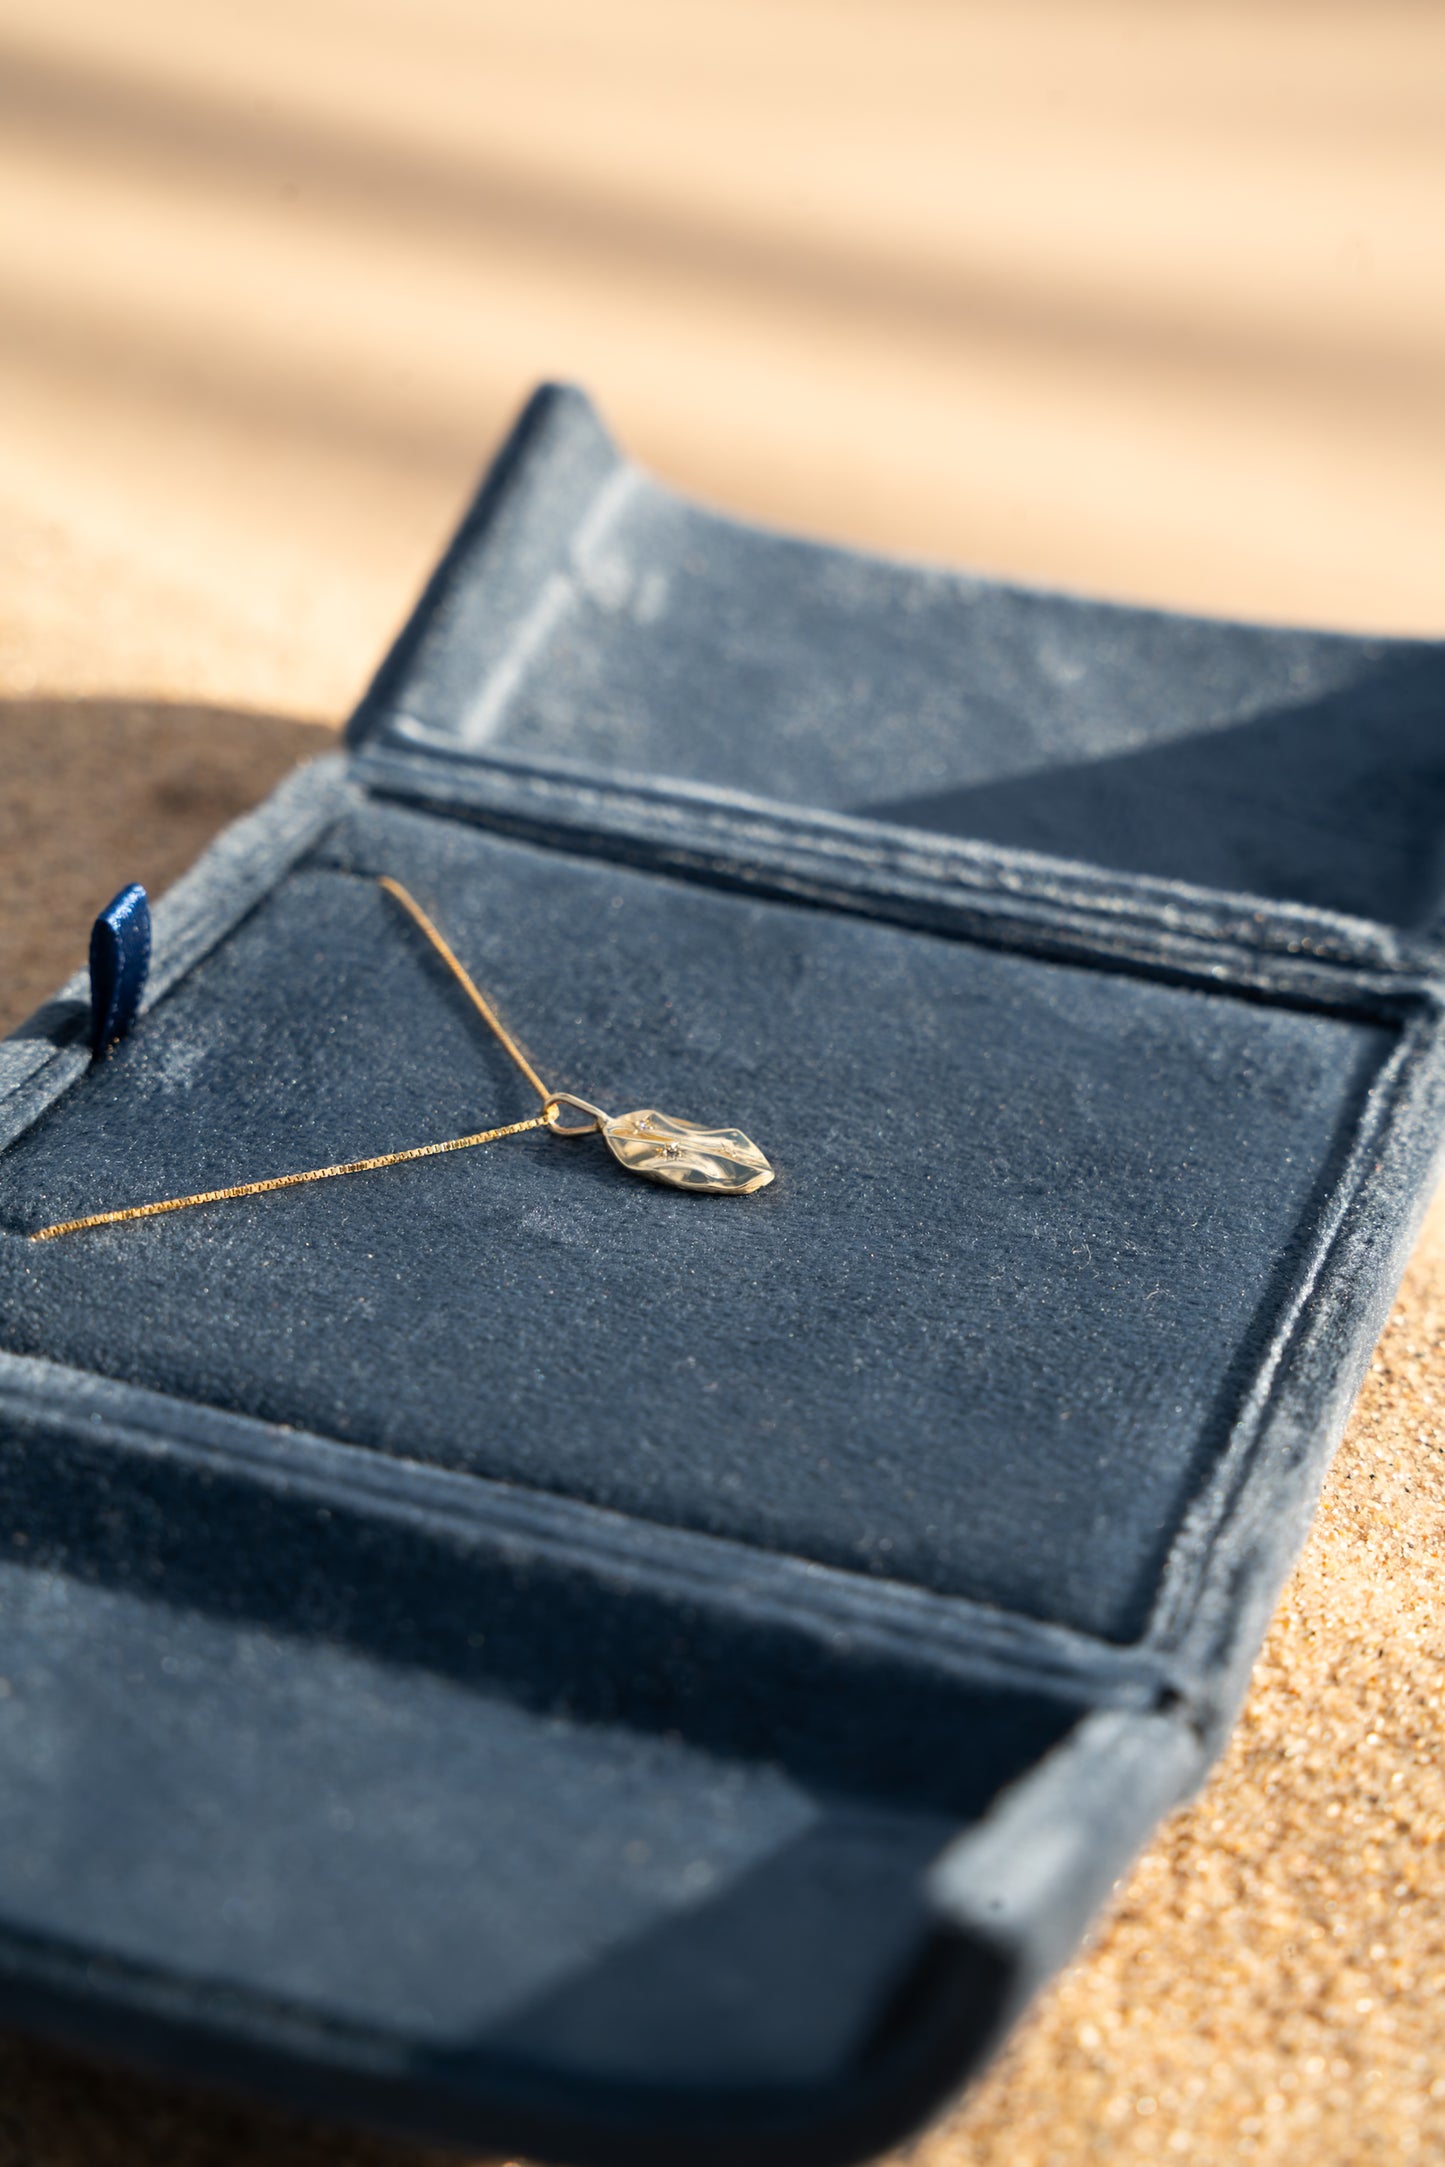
353;385;1445;945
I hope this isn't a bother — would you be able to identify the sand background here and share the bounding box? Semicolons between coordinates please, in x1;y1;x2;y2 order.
0;3;1442;2160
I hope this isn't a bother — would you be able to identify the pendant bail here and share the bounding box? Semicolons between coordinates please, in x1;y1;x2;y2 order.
543;1093;610;1136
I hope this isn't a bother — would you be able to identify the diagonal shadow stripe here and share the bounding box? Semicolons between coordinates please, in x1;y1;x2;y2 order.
862;650;1445;928
1;32;1441;413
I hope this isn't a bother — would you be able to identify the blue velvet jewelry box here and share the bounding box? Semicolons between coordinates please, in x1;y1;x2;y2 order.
0;385;1442;2163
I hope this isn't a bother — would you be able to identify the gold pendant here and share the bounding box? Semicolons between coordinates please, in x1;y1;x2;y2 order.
30;881;777;1239
545;1097;774;1195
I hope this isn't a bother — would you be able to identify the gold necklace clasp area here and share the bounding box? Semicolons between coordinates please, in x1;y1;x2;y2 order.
30;878;773;1241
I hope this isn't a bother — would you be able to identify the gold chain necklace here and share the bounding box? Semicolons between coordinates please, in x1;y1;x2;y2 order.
31;877;774;1242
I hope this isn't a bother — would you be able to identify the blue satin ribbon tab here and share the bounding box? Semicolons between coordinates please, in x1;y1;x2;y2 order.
89;883;151;1059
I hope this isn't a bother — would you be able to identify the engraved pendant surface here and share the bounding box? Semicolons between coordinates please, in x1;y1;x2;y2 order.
603;1109;774;1194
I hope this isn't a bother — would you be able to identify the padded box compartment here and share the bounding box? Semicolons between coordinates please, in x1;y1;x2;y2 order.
0;802;1399;1641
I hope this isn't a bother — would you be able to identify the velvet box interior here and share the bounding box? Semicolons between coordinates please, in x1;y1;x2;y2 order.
0;387;1441;2165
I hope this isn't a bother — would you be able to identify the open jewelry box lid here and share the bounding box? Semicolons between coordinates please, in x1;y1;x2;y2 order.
0;387;1442;2164
352;384;1445;956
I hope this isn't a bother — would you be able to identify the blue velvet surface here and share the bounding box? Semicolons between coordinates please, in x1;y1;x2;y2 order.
362;389;1445;933
0;800;1391;1641
1;386;1440;2161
